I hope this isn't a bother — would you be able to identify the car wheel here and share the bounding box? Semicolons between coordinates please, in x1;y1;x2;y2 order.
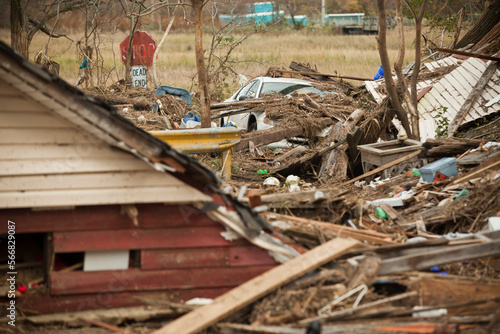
248;119;257;132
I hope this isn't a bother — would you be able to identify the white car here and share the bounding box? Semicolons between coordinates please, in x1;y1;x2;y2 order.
220;76;333;132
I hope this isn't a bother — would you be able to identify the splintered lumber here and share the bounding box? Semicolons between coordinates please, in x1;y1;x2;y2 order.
76;317;134;334
319;109;364;182
233;118;333;152
265;212;395;245
378;231;500;275
434;47;500;62
448;152;500;187
422;138;483;158
341;150;421;186
276;69;372;82
26;306;179;326
273;138;347;175
152;238;359;334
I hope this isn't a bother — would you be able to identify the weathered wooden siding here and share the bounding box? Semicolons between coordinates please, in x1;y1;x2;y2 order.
0;79;210;208
418;57;500;141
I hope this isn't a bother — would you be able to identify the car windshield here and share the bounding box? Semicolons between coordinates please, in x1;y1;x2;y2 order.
260;83;314;95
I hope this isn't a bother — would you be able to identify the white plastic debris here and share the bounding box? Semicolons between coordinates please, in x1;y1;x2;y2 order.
263;177;280;186
288;184;300;192
285;175;300;186
122;107;129;113
412;306;447;318
313;190;325;201
366;198;404;207
137;115;146;122
185;298;213;305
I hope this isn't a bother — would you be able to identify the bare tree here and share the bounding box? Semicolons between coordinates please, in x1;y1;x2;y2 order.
10;0;87;58
192;0;211;128
376;0;412;137
456;0;500;49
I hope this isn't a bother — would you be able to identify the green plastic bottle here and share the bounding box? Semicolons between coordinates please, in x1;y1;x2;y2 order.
257;170;268;175
376;207;387;219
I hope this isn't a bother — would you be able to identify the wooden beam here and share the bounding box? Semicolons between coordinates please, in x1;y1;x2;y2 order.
448;58;498;135
152;238;358;334
447;152;500;187
276;69;373;81
16;288;231;314
141;245;276;270
0;204;217;234
51;266;274;295
378;239;500;275
341;150;421;186
233;118;332;152
53;226;243;253
434;47;500;62
265;212;395;245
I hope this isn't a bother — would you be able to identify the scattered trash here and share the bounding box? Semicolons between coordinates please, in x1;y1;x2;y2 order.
419;157;458;183
375;207;387;219
263;177;280;186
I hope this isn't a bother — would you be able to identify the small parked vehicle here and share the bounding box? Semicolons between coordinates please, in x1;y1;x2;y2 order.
220;76;334;132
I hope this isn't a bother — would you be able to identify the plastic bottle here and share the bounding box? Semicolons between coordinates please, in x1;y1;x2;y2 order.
257;170;268;175
376;207;387;219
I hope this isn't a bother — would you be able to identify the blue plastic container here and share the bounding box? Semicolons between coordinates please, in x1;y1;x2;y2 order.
373;65;384;80
419;157;458;182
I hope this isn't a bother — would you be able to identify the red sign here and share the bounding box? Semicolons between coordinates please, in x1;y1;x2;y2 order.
120;31;157;69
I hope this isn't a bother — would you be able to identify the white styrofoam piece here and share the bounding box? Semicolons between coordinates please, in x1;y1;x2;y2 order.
84;250;130;272
487;217;500;231
366;198;404;207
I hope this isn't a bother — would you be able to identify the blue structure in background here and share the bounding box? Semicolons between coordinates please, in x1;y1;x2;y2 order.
326;13;365;26
219;1;291;26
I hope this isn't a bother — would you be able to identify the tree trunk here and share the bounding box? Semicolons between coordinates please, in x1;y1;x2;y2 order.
318;108;364;182
455;0;500;49
193;0;211;128
376;0;412;138
10;0;29;58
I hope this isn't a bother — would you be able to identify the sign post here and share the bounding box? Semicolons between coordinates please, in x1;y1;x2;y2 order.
120;31;157;88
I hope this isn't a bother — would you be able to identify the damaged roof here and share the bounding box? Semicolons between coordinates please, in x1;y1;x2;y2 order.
0;41;220;190
365;54;500;141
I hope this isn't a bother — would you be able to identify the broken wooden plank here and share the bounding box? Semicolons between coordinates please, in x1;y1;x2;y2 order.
151;238;359;334
76;316;133;334
341;150;422;186
378;237;500;275
51;266;274;295
447;152;500;187
233;118;333;152
275;69;372;81
25;306;177;327
434;47;500;62
272;138;347;175
265;212;395;245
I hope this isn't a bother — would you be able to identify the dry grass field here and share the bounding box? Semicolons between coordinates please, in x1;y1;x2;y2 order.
0;27;419;99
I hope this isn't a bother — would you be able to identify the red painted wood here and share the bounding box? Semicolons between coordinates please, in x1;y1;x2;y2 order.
0;204;216;234
141;246;277;270
12;288;230;314
53;226;244;253
229;246;277;267
50;266;274;295
141;247;230;270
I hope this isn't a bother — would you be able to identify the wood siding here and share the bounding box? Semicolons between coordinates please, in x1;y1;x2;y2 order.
0;78;210;208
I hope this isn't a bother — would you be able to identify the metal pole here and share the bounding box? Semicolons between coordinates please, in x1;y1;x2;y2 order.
321;0;326;26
